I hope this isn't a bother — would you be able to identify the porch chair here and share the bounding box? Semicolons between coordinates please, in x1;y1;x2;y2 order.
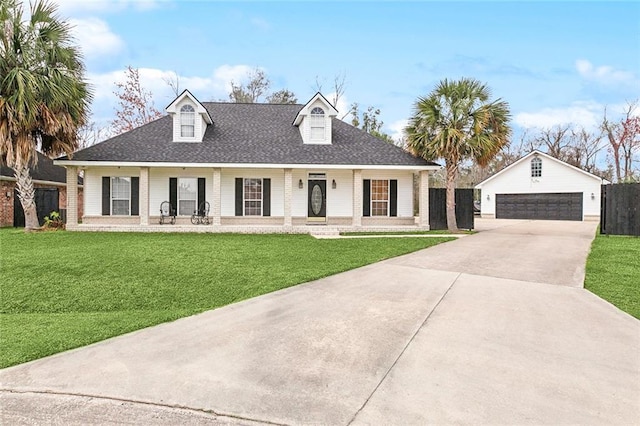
191;201;211;225
159;201;176;224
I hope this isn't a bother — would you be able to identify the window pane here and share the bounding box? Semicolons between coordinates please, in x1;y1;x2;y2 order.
179;200;196;216
112;200;130;216
371;180;389;216
531;158;542;177
111;177;130;215
180;105;195;138
178;178;197;216
371;201;388;216
244;178;262;216
310;126;324;140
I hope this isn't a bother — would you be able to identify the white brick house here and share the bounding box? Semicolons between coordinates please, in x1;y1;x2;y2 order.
55;91;440;232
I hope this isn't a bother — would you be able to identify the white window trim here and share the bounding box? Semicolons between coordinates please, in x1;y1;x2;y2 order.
111;176;131;216
370;179;390;217
243;178;263;216
180;104;196;138
531;158;542;178
310;107;325;141
177;177;198;216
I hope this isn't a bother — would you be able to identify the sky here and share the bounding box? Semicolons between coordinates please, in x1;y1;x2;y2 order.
50;0;640;142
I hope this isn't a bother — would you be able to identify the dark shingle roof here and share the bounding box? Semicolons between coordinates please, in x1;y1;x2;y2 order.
1;152;81;184
65;103;437;167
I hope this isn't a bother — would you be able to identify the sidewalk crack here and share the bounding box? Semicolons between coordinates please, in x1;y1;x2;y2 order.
346;272;462;425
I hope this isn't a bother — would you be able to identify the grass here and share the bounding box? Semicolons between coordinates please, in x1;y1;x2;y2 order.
585;233;640;319
340;229;475;236
0;229;453;368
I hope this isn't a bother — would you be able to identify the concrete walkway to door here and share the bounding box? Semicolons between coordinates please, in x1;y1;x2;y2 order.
1;219;639;425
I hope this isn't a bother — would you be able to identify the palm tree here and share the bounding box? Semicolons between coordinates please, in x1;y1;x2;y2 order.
405;78;511;231
0;0;91;230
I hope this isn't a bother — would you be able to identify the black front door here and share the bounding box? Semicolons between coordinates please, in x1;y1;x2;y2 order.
307;180;326;221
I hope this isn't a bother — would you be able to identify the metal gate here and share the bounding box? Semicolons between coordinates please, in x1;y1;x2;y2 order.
429;188;474;230
13;188;59;227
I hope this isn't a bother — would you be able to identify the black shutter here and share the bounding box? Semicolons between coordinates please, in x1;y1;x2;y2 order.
169;178;177;215
198;178;206;212
262;178;271;217
235;178;243;216
390;179;397;217
363;179;371;217
131;177;139;216
102;177;111;216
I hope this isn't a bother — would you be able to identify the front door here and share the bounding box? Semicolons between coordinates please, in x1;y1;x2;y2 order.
307;179;326;222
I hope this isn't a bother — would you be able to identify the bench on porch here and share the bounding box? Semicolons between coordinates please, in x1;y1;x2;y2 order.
159;201;176;224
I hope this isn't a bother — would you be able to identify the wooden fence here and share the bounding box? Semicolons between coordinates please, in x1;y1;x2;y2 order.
429;188;474;230
600;183;640;236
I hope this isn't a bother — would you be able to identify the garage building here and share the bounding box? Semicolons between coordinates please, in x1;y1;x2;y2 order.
475;150;609;221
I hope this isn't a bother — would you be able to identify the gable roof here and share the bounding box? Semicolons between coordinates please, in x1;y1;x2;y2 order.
1;152;82;185
475;150;609;188
165;89;212;124
293;92;339;126
58;102;437;168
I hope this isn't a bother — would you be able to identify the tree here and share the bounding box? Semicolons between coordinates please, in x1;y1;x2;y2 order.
405;78;511;231
229;68;270;103
0;0;91;230
349;103;394;143
266;89;298;104
227;68;297;104
112;66;163;135
602;102;640;182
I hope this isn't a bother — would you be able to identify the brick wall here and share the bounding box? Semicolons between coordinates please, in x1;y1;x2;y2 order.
0;180;83;227
0;181;14;227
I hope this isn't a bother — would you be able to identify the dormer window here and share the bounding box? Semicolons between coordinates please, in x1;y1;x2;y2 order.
531;157;542;177
310;107;325;140
180;105;195;138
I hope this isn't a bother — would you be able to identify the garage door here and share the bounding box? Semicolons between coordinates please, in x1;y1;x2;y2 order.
495;193;583;221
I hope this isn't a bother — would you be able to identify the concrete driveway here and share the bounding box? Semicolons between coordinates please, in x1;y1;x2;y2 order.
2;219;639;425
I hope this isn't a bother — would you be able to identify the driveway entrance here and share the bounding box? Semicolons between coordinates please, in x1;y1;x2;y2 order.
1;220;638;425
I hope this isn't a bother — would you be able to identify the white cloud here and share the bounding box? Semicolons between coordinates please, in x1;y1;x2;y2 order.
387;119;408;142
514;101;605;130
575;59;636;85
211;65;255;94
70;18;124;58
87;64;266;124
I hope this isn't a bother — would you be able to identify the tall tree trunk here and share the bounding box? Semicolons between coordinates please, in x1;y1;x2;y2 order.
445;159;458;232
13;161;40;230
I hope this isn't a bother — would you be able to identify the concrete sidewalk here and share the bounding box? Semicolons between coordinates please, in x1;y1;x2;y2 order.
2;219;639;425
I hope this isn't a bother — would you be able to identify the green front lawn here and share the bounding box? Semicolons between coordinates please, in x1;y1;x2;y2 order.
0;229;453;368
585;233;640;319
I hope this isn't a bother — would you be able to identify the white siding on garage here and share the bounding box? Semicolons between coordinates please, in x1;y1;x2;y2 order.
83;167;139;216
479;155;604;218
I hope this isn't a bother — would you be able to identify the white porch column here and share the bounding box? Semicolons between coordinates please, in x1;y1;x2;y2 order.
139;167;149;226
284;168;292;227
419;170;430;229
352;169;362;227
66;166;78;227
212;168;221;226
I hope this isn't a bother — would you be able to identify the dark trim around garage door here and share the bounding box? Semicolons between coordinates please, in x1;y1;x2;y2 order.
496;192;583;221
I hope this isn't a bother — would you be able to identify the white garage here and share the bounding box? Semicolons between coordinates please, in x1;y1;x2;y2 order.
475;150;609;221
